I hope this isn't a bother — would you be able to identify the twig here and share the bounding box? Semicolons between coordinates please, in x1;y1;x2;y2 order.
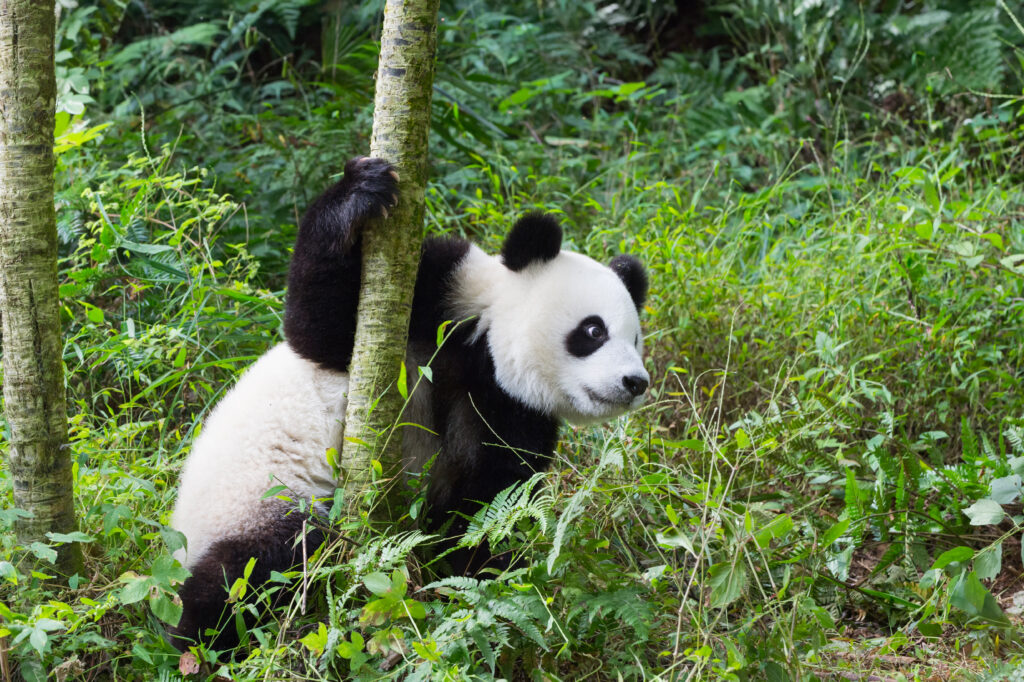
300;520;308;615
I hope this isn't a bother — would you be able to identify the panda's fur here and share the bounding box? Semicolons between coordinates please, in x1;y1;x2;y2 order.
168;157;649;650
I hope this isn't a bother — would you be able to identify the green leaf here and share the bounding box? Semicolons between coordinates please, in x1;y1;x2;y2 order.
85;304;104;325
0;561;18;585
336;631;365;659
989;475;1022;504
999;253;1024;271
435;319;451;348
150;554;189;583
753;514;793;548
821;518;850;547
260;485;289;499
708;561;747;608
397;361;408;400
360;598;393;626
300;622;328;655
975;542;1002;581
764;660;787;682
242;556;257;581
30;628;48;655
28;543;57;564
45;531;94;544
963;498;1005;526
403;598;426;620
228;574;248;602
950;571;1009;625
119;576;151;605
656;529;695;555
390;569;407;597
931;545;974;571
412;637;441;661
150;592;182;626
363;572;391;596
499;87;537;111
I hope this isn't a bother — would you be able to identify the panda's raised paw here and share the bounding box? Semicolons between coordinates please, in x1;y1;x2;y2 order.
344;154;399;219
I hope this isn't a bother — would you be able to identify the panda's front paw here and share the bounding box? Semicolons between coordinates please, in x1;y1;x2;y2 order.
343;156;400;218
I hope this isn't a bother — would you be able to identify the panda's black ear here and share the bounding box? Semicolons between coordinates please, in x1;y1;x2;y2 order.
501;212;562;272
609;254;647;310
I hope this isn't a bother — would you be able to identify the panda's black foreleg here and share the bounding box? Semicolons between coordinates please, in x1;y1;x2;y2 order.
428;446;550;576
284;157;399;372
169;505;326;652
426;403;558;576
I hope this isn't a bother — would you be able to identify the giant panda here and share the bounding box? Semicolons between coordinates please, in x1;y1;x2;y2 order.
168;157;649;650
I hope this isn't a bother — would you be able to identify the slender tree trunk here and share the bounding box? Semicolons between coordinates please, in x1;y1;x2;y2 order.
340;0;439;517
0;0;81;577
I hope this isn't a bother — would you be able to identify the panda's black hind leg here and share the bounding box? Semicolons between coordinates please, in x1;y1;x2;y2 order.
284;157;399;372
169;506;326;652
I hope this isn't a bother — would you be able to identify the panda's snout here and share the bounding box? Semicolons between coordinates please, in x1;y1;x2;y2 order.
622;374;649;397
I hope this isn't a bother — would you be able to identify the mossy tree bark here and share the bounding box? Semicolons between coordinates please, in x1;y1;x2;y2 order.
340;0;440;518
0;1;82;577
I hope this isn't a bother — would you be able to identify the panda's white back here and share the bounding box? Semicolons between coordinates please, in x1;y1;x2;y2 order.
171;343;347;567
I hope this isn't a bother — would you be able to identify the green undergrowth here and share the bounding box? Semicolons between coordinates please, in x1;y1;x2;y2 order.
3;127;1023;680
2;1;1024;680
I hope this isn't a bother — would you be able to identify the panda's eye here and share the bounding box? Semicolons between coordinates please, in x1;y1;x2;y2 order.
566;315;608;358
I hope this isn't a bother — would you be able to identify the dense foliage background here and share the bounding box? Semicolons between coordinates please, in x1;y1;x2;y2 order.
2;0;1024;679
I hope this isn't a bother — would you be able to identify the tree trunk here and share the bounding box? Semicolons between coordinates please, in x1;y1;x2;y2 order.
0;0;81;577
340;0;439;518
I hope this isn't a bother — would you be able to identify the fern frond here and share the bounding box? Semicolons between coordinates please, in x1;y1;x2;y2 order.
422;575;481;592
462;473;551;547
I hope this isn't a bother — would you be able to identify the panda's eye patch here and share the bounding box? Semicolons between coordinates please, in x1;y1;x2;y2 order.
566;315;608;357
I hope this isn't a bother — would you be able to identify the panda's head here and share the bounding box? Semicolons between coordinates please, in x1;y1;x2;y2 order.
462;213;649;425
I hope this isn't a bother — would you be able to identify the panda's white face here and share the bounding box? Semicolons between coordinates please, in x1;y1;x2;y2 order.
480;251;649;424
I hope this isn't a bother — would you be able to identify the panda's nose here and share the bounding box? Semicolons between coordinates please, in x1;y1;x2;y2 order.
622;374;648;397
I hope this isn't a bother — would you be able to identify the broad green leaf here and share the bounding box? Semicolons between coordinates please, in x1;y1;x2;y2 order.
0;561;18;585
150;554;189;583
753;514;793;548
989;475;1022;504
975;542;1002;581
403;598;426;620
950;571;1009;625
390;569;407;597
412;637;441;662
300;623;328;654
963;499;1004;526
931;545;974;571
363;572;391;597
119;576;151;605
1000;254;1024;271
656;530;695;555
150;592;182;626
709;561;747;608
